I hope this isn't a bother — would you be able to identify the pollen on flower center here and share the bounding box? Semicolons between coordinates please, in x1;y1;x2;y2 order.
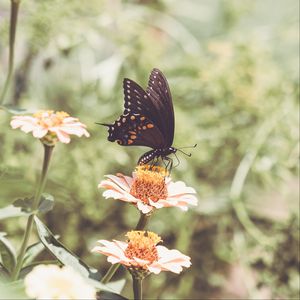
124;231;162;263
33;110;69;128
130;165;168;204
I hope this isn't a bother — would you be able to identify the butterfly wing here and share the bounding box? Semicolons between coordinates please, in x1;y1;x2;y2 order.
122;78;159;122
101;69;174;149
104;112;166;148
146;68;175;146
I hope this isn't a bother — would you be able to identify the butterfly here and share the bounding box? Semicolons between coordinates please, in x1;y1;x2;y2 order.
99;68;193;168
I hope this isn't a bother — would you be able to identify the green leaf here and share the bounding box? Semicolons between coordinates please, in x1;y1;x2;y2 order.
34;217;119;294
0;194;54;221
0;204;30;220
13;197;33;213
0;105;29;115
106;279;126;294
98;291;128;300
0;262;10;280
0;280;28;299
38;193;54;213
22;242;45;267
0;233;17;274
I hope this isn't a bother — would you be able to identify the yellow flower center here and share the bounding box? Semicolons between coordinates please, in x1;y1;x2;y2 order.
33;110;69;128
124;231;162;264
130;165;168;204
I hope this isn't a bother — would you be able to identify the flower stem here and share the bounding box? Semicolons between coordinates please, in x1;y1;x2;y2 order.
12;144;54;280
135;212;150;230
100;263;120;284
101;212;150;284
132;276;143;300
0;0;21;105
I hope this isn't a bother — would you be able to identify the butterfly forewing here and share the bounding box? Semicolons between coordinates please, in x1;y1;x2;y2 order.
146;68;175;146
123;79;156;119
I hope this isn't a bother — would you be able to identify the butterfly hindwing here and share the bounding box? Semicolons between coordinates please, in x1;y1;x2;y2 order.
107;112;165;149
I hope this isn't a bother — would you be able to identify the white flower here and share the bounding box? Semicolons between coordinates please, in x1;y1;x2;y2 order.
24;265;96;299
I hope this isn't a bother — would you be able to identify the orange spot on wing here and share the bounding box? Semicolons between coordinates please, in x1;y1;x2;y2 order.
128;139;133;144
147;124;154;128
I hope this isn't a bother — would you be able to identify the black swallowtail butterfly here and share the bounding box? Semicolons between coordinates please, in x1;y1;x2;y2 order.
99;68;193;167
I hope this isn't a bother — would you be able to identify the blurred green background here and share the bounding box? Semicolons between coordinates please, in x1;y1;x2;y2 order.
0;0;299;299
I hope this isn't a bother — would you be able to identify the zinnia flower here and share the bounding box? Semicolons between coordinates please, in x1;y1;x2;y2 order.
24;264;96;299
10;110;90;145
99;165;197;214
92;231;191;277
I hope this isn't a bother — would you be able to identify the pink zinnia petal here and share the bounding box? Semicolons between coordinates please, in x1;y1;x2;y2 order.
32;127;48;138
104;175;132;193
167;181;196;197
50;129;70;143
136;201;153;214
98;167;197;212
92;232;191;275
102;190;134;203
132;257;150;266
149;199;164;209
10;111;89;144
92;240;129;262
59;126;90;137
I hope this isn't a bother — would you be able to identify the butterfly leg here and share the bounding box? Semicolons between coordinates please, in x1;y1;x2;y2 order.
163;156;173;173
150;156;159;169
173;152;180;168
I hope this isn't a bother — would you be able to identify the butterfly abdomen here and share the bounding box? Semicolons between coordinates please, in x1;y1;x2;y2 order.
138;147;177;165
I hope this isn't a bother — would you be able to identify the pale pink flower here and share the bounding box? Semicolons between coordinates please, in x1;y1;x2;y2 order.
92;231;191;275
99;165;197;214
24;264;96;299
11;110;90;145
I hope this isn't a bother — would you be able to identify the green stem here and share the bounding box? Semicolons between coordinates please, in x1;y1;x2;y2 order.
0;0;21;105
132;276;143;300
101;212;151;284
135;212;151;230
100;263;120;284
230;107;287;247
12;144;54;280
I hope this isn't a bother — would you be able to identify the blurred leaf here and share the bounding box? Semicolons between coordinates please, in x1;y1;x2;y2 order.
0;262;10;280
34;216;120;294
98;290;128;300
0;204;30;220
0;280;28;299
13;197;33;213
0;233;16;274
105;279;126;295
0;105;29;115
0;194;54;220
38;193;54;214
22;242;45;267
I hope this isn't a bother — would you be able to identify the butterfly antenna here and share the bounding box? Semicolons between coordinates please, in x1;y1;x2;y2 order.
177;149;192;157
176;143;197;157
178;143;197;150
